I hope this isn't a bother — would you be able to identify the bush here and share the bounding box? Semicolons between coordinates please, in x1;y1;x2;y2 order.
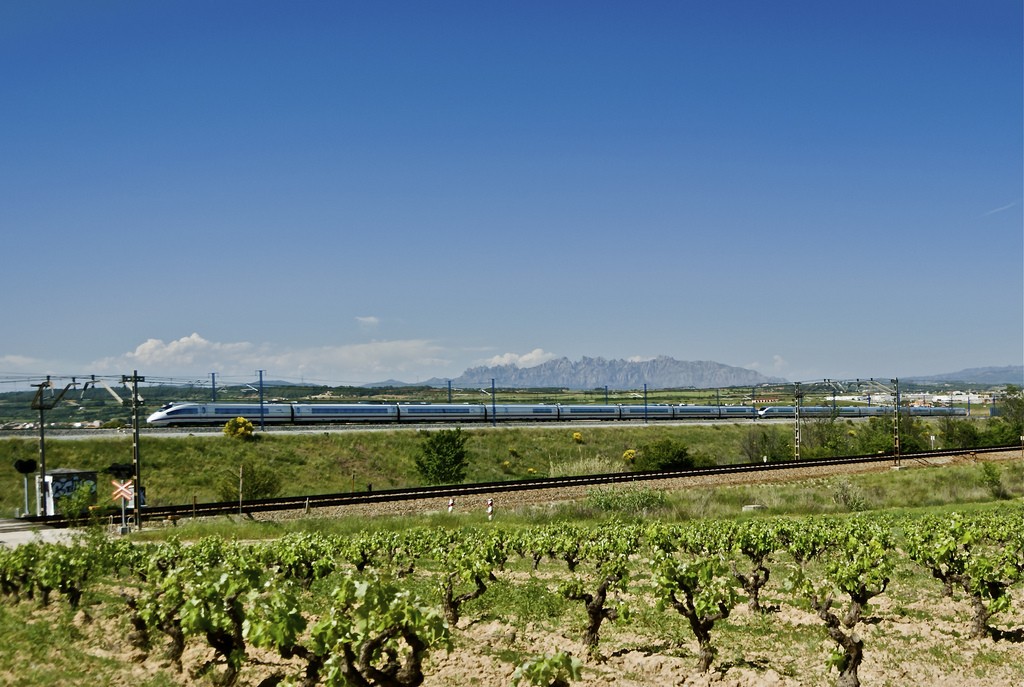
415;428;470;485
633;438;693;471
56;482;97;524
513;651;582;687
979;462;1008;500
223;416;256;441
831;478;868;512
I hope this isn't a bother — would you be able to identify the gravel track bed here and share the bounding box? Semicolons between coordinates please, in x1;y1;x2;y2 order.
251;450;1019;523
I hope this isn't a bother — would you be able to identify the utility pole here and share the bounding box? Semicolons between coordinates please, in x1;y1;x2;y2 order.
30;377;75;515
793;382;803;460
891;377;901;466
644;383;650;423
122;371;145;528
258;370;266;431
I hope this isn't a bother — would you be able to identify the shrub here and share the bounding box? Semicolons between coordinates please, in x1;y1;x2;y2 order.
979;462;1008;500
513;651;582;687
634;438;693;471
56;482;97;524
831;478;868;512
223;416;256;441
415;428;470;485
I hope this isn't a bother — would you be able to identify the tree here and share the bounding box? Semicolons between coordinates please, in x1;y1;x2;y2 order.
850;416;892;455
415;429;470;485
802;416;849;458
897;413;931;453
939;416;981;449
988;385;1024;444
740;426;793;463
850;413;929;455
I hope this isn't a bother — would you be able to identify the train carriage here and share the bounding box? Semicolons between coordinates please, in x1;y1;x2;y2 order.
556;405;622;420
619;404;674;420
395;403;486;422
292;404;398;422
148;402;294;425
484;404;560;421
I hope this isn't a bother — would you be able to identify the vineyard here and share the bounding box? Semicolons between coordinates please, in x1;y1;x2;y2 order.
2;507;1024;686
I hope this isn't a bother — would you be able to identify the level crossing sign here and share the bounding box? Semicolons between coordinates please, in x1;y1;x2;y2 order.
112;479;134;502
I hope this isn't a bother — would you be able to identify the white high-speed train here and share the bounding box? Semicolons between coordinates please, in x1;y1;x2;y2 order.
145;401;966;426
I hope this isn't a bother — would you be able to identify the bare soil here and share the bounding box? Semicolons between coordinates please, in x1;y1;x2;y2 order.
50;570;1024;687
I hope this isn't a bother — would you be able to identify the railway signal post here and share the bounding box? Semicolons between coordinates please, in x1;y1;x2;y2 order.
123;371;145;529
112;479;133;535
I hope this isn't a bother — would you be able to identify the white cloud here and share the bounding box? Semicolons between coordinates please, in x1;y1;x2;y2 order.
0;354;40;370
88;333;453;384
126;333;254;366
272;340;450;381
747;355;788;374
483;348;558;368
356;316;380;330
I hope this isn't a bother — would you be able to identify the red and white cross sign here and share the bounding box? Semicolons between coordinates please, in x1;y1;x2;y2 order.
112;480;134;502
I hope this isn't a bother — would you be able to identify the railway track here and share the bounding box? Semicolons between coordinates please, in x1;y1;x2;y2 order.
20;445;1016;529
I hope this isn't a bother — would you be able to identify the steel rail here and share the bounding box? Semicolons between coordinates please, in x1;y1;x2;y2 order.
23;445;1014;528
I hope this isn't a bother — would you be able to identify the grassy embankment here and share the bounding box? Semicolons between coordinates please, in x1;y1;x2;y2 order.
1;421;1020;532
1;422;760;514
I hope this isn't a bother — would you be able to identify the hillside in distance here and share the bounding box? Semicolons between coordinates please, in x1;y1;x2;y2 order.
905;366;1023;386
418;355;786;390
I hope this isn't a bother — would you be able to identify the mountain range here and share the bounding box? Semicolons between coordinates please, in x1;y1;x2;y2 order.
904;366;1023;386
371;360;1023;390
375;356;786;390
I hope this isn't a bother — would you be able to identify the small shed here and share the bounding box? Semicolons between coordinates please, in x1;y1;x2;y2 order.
36;468;97;516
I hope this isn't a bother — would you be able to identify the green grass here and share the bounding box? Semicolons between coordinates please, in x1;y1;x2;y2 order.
0;423;762;514
2;423;1019;535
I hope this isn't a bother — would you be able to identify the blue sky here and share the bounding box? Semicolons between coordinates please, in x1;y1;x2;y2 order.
2;1;1021;388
